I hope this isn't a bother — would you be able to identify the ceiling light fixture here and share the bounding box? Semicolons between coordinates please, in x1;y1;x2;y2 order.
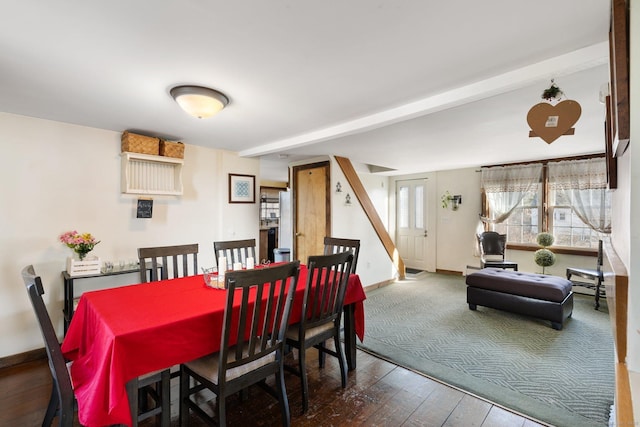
170;85;229;119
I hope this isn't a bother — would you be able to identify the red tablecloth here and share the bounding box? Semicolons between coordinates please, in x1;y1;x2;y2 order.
61;264;365;427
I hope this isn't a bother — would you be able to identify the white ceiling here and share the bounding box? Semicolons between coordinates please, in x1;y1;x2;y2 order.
0;1;611;181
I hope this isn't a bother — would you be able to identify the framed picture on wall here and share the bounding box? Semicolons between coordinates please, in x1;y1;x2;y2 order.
229;173;256;203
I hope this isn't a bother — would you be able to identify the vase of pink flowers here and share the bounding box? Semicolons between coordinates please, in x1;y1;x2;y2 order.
59;230;100;261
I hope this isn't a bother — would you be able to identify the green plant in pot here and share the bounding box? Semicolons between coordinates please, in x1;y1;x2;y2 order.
534;232;556;274
441;191;461;210
541;81;564;102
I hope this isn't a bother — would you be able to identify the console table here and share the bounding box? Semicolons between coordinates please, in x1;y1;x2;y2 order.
62;266;154;333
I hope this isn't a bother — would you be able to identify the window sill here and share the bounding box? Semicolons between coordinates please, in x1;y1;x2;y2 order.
506;243;597;256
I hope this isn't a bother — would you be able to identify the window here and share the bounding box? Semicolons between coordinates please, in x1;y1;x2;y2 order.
548;188;607;248
482;156;610;249
493;187;540;244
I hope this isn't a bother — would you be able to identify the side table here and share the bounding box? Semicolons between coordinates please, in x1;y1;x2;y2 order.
62;266;154;333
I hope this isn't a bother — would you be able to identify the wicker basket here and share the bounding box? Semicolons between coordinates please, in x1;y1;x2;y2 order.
160;140;185;158
121;131;160;155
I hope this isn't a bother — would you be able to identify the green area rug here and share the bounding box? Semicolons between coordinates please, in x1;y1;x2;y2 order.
358;273;614;427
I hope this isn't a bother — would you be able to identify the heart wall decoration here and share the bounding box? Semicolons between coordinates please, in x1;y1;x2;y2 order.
527;80;581;144
527;100;582;144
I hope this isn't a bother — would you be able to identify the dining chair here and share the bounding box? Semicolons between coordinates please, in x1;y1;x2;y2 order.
179;261;301;427
477;231;518;270
566;239;605;309
214;238;257;270
21;265;171;427
138;243;199;282
284;251;354;413
323;236;360;274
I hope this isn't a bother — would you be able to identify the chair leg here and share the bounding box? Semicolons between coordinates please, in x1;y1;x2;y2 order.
160;370;171;427
333;332;347;389
43;382;59;427
275;367;291;427
179;366;190;427
595;279;602;310
127;378;140;427
298;347;309;413
318;341;326;368
218;395;226;427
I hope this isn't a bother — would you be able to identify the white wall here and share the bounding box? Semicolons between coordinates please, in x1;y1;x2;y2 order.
435;168;483;272
0;112;259;358
330;158;396;285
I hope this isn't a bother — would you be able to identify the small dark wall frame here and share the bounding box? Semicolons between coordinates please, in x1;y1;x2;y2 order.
136;199;153;218
228;173;256;203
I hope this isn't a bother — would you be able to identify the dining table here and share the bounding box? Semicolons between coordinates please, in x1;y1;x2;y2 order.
61;263;366;427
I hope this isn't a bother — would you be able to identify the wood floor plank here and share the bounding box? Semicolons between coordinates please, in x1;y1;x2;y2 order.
0;348;547;427
359;385;427;426
481;406;526;427
443;394;492;427
403;382;466;426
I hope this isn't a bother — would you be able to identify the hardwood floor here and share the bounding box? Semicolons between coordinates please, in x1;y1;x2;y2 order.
0;348;548;427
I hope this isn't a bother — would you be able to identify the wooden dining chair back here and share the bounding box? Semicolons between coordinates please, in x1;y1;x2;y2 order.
214;238;257;270
566;239;605;309
323;236;360;274
138;243;199;282
180;261;300;427
285;251;354;413
22;265;172;427
22;265;75;427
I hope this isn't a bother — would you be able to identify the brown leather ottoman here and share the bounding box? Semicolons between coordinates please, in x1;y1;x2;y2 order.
465;268;573;330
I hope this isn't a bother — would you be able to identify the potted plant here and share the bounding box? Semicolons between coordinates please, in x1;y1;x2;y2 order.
541;81;564;102
441;191;461;211
59;230;100;260
534;232;556;274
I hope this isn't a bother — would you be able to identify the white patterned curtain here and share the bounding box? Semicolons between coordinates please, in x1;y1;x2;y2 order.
480;164;543;226
547;158;611;233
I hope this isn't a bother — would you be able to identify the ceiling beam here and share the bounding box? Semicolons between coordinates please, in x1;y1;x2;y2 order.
241;42;608;158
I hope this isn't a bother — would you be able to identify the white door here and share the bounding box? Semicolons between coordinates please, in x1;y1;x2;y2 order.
396;179;430;271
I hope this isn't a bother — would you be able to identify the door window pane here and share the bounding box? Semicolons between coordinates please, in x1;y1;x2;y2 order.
398;186;409;228
415;186;424;229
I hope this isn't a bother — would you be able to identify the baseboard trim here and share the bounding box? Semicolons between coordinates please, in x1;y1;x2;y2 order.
363;278;396;292
436;269;463;276
0;348;46;370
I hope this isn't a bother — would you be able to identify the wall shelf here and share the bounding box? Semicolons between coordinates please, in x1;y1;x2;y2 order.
121;152;184;195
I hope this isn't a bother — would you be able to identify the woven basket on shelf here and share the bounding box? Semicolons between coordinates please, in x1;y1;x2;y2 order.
160;140;185;159
121;131;160;155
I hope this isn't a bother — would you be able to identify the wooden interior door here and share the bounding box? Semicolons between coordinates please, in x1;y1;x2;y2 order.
293;162;330;264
